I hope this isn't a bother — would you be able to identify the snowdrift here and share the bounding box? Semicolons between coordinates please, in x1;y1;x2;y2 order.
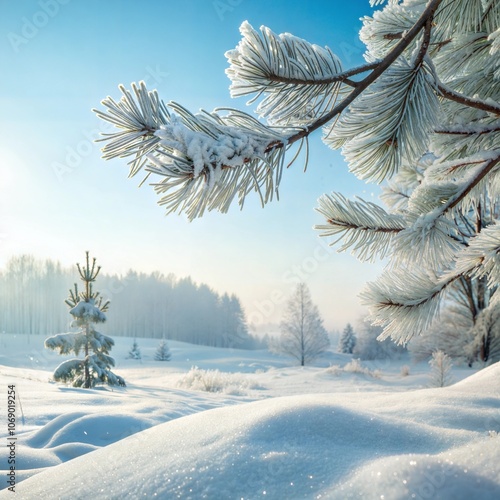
12;363;500;499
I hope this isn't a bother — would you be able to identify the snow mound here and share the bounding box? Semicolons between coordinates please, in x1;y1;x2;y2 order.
26;412;88;448
450;361;500;390
26;412;152;448
14;366;500;499
335;439;500;500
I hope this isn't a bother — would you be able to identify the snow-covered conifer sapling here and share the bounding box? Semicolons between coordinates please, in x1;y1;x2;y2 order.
45;252;125;388
128;338;142;360
338;323;356;354
155;338;171;361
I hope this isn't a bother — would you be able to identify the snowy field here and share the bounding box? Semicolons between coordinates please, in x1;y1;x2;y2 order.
0;334;499;499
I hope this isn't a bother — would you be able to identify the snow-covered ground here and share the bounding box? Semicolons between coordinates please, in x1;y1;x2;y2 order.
0;334;499;499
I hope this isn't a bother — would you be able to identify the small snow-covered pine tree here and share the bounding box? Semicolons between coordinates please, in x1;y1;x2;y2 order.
155;338;171;361
428;350;454;388
338;323;356;354
128;338;141;360
45;252;125;388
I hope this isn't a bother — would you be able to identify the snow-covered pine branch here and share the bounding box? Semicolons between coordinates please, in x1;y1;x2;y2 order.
361;269;458;344
434;0;498;38
148;104;298;219
93;0;445;220
360;202;500;345
95;84;303;220
433;120;500;166
320;150;500;343
355;151;499;270
53;359;85;386
425;151;500;214
452;223;500;289
324;59;439;183
361;1;424;60
436;83;500;116
390;180;465;268
45;332;87;356
69;298;107;326
490;27;500;80
369;0;389;7
315;193;405;261
225;21;346;125
315;154;498;271
93;82;169;177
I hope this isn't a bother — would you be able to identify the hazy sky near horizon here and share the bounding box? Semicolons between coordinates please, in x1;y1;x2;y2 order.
0;0;384;332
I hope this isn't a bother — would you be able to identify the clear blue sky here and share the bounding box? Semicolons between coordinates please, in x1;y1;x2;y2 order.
0;0;383;332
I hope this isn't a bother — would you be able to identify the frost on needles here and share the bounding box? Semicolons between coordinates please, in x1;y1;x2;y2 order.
93;0;500;354
45;252;125;388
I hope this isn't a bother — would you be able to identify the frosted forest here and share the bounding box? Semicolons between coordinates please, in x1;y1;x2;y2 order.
2;0;500;498
0;254;254;348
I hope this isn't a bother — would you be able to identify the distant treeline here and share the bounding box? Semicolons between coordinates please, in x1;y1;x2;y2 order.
0;255;261;349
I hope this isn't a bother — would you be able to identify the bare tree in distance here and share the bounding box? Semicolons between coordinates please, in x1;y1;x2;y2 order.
271;283;330;366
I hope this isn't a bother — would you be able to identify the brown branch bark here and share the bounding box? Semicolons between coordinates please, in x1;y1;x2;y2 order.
413;15;434;69
267;62;379;88
384;33;403;40
438;83;500;115
459;276;478;320
436;125;500;135
325;219;403;233
445;153;500;212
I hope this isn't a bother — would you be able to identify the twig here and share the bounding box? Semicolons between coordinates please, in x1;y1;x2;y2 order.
446;154;500;212
438;83;500;115
267;62;379;88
